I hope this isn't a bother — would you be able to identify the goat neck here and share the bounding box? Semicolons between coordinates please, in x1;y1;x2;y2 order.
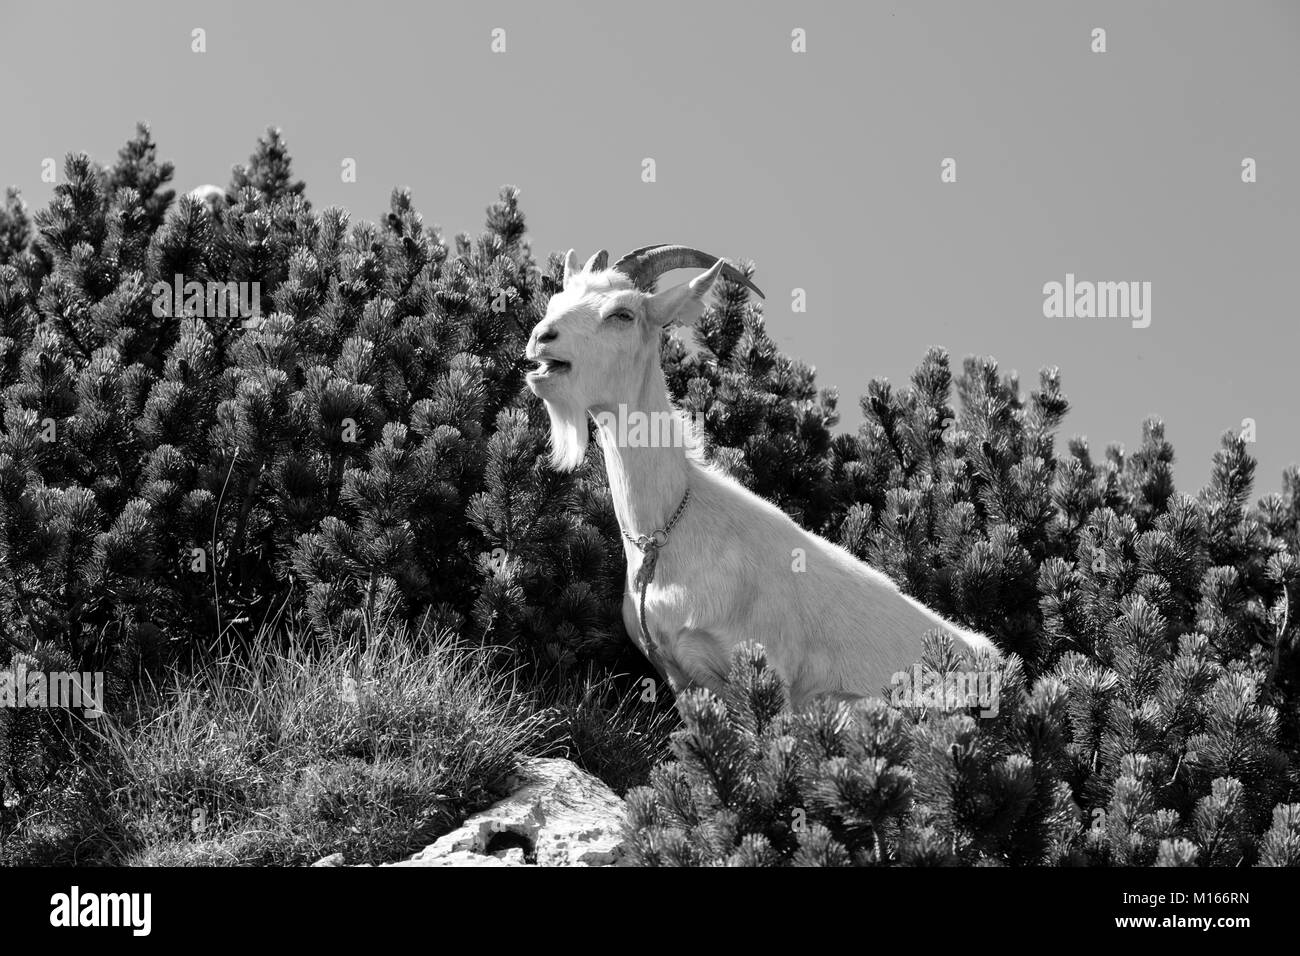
591;360;690;544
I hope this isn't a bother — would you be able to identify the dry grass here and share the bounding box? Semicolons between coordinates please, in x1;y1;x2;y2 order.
4;619;549;866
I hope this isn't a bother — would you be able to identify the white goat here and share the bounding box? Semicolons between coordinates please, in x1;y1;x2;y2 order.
525;245;995;707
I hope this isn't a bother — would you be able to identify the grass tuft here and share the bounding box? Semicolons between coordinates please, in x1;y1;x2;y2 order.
3;620;549;866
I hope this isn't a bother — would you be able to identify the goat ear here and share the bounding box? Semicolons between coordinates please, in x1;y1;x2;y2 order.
562;249;581;288
645;258;725;327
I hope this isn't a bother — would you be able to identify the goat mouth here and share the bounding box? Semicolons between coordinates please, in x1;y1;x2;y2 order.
527;358;572;379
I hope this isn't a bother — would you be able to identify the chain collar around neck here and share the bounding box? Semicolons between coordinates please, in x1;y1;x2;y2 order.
621;486;691;554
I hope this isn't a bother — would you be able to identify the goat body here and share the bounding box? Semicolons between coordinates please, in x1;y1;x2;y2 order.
606;419;994;708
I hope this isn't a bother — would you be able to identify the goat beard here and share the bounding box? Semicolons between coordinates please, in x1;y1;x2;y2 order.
541;394;590;472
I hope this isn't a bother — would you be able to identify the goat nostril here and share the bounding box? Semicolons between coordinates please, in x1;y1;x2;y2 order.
538;328;558;344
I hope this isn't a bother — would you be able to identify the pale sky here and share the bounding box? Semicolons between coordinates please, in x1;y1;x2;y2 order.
1;0;1296;494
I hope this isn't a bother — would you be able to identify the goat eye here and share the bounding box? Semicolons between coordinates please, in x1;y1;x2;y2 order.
608;310;634;322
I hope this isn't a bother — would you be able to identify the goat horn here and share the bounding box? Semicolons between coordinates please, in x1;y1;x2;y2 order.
612;244;669;267
583;249;609;273
612;244;764;299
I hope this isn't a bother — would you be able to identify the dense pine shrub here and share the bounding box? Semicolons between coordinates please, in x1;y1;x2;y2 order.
625;641;1300;866
0;126;641;822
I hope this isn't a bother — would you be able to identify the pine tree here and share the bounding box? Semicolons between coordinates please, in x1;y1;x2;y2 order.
0;130;645;813
626;639;1295;866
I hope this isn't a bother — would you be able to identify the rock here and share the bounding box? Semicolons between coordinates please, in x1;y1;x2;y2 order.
387;757;627;867
492;847;527;865
387;849;521;867
311;853;345;867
